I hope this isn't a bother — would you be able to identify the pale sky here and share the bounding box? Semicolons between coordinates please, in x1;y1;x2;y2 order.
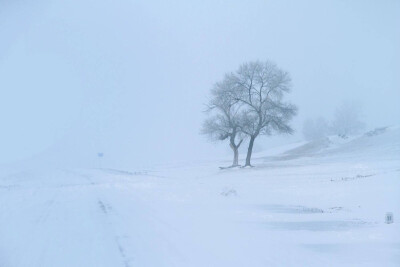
0;0;399;168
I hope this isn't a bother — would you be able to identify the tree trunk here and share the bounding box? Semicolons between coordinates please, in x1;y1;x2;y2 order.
230;142;239;166
233;146;239;166
245;135;256;167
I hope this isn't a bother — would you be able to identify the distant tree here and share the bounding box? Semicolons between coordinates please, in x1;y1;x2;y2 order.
331;102;365;137
201;78;244;167
229;61;297;166
302;117;329;140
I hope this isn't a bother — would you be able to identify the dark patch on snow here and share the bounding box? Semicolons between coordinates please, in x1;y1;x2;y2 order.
98;200;112;214
261;204;324;214
328;207;344;212
100;168;149;176
364;127;387;137
116;238;131;267
264;220;372;231
99;168;169;179
219;165;242;170
221;188;238;197
330;174;374;182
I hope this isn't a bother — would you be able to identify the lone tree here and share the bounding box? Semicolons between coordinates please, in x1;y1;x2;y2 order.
201;78;244;167
230;61;297;166
331;102;365;137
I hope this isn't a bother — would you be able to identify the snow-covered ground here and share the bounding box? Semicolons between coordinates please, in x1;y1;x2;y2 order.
1;127;399;266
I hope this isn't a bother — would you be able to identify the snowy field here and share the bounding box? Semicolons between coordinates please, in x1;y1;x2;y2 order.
1;127;399;267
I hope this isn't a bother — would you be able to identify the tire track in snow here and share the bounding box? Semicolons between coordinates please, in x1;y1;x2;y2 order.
63;169;192;266
72;170;133;267
97;199;132;267
62;169;133;267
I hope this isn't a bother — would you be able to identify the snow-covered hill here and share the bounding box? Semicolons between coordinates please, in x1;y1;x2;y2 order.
0;127;399;266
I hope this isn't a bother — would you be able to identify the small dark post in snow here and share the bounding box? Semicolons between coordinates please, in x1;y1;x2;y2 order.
385;212;393;224
97;152;104;169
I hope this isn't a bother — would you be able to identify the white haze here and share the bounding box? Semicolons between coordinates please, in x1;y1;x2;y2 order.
0;0;399;169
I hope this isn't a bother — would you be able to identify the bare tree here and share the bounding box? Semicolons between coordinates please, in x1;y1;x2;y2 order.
331;102;365;137
201;78;244;167
230;61;297;166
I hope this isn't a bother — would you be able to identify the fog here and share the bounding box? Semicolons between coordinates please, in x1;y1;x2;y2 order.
1;0;399;169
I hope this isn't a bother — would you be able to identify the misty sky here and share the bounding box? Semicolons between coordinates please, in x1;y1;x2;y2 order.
0;0;399;168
